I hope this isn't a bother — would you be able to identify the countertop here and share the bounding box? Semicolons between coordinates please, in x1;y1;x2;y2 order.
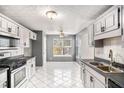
23;56;35;60
79;58;124;88
108;73;124;88
0;68;9;74
79;58;110;77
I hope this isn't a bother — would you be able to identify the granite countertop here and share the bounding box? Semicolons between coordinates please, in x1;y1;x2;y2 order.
107;73;124;88
0;68;9;74
79;58;124;88
23;56;35;60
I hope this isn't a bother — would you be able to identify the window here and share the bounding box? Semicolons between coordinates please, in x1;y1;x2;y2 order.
53;39;72;57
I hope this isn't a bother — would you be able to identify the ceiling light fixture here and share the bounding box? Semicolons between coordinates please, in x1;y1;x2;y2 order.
46;10;57;20
59;27;64;38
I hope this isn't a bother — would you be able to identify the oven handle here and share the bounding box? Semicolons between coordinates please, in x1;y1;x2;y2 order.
11;65;26;74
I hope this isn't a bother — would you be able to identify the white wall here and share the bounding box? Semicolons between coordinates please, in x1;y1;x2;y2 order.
77;28;94;59
95;36;124;64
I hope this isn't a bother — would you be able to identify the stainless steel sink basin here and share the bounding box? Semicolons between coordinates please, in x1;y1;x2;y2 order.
89;62;123;73
97;66;120;73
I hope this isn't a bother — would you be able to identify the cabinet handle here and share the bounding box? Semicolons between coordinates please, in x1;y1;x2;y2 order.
33;35;35;38
90;76;93;82
8;27;12;32
24;42;26;46
3;81;7;88
31;64;33;67
101;27;105;32
83;69;85;73
17;27;20;36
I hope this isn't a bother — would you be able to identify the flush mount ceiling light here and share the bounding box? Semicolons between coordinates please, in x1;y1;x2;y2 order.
46;10;57;20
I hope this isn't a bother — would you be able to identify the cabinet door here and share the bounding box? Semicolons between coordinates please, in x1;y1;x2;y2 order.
94;78;105;88
0;71;7;88
1;18;7;32
15;25;20;37
94;20;102;35
0;17;2;29
23;29;30;47
19;27;24;47
11;23;16;35
7;21;12;33
104;7;119;32
27;58;36;80
85;70;91;88
31;57;36;76
85;69;105;88
88;24;94;46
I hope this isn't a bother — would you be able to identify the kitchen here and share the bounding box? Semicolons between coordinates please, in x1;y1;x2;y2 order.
0;4;124;89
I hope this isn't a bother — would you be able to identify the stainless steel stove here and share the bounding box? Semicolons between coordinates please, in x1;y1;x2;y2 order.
0;56;27;88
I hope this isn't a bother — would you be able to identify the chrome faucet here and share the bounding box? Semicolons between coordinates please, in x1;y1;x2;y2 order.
109;49;114;71
109;49;113;62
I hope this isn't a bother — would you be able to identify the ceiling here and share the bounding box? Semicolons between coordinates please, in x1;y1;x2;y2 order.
0;5;112;35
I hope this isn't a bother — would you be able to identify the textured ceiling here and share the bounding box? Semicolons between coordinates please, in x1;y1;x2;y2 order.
0;5;112;34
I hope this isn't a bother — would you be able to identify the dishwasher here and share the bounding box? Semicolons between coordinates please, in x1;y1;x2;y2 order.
108;79;122;88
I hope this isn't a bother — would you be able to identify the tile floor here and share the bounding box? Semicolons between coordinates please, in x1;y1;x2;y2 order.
26;62;84;88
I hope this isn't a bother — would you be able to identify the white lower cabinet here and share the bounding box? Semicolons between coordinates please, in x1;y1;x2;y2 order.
85;69;105;88
94;77;105;88
27;57;36;80
85;70;91;88
83;65;106;88
0;71;7;88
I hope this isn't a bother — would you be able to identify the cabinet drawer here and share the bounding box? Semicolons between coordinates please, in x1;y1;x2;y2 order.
85;65;105;85
0;71;7;84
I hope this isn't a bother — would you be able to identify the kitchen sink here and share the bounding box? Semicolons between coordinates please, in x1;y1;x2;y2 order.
89;62;123;73
97;66;121;73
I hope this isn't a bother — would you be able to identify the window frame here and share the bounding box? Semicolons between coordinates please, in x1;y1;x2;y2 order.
53;38;72;57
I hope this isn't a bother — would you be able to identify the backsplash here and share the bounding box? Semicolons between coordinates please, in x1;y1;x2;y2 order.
0;36;19;47
0;37;10;47
95;36;124;64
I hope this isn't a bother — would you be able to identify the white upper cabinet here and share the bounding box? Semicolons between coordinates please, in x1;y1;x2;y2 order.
104;7;119;32
7;20;12;33
0;17;7;32
23;28;30;48
94;19;103;35
88;24;94;46
29;31;37;40
94;6;121;40
0;14;21;38
11;23;16;35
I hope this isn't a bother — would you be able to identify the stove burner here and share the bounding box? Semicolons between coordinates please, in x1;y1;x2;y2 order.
0;57;26;71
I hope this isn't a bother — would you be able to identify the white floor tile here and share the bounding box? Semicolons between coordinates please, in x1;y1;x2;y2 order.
26;62;84;88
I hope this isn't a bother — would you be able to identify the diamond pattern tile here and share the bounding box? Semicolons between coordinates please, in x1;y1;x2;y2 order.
25;62;84;88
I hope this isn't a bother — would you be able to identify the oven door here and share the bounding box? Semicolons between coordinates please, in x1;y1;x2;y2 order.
11;65;27;88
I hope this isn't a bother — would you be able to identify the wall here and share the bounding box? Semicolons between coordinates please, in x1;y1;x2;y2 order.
32;31;43;66
46;35;76;62
95;36;124;64
42;31;47;64
24;40;32;56
76;28;94;59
